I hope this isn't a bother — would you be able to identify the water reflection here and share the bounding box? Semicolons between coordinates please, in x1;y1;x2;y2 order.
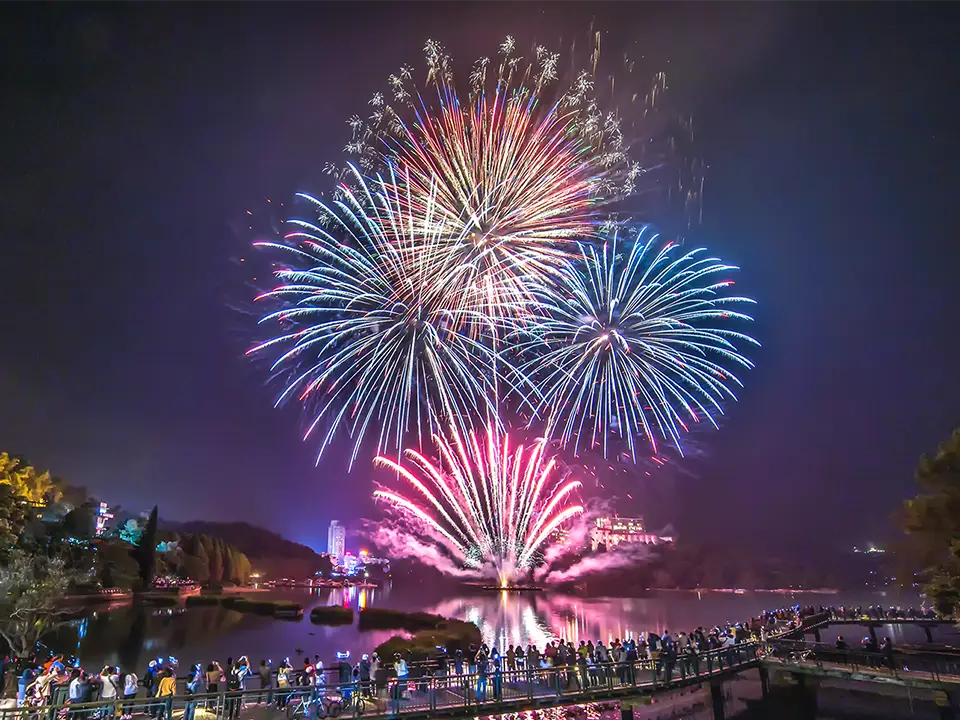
50;588;893;670
426;591;779;651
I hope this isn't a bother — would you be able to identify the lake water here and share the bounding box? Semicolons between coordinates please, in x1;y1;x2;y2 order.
50;584;920;672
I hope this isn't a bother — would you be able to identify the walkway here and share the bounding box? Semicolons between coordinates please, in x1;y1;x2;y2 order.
3;644;761;720
761;638;960;691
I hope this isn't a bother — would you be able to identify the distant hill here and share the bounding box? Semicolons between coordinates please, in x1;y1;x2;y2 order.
161;520;325;579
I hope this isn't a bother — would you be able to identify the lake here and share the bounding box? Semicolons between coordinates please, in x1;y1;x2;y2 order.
49;584;922;672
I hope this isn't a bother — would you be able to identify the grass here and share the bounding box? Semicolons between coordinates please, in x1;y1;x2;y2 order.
309;606;354;626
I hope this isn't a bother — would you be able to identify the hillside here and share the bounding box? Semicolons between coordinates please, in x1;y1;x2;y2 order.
161;520;325;579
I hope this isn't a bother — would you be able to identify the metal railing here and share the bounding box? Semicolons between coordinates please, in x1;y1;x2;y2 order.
761;639;960;683
2;644;761;720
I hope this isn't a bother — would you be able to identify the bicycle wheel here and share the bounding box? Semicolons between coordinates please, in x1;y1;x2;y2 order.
286;699;303;720
327;699;343;718
354;697;366;716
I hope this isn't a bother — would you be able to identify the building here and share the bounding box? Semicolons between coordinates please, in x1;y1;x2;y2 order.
95;502;114;538
327;520;346;563
591;516;673;551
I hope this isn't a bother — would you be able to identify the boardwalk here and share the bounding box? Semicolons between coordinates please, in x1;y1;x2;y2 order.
761;638;960;690
3;644;760;720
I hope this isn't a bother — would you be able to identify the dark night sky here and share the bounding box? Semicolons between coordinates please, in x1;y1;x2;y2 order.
2;3;957;555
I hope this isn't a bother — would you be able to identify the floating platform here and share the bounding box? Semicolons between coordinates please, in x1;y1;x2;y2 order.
480;585;544;592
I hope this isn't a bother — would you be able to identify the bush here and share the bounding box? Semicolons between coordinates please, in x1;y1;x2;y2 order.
373;616;481;662
310;606;354;626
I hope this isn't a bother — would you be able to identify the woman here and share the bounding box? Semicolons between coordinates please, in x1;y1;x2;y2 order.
205;662;221;694
275;663;291;709
100;666;121;706
121;668;139;720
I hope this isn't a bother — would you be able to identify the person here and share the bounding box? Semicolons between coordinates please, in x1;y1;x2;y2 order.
392;654;408;702
121;668;139;719
336;652;352;695
258;659;273;705
371;653;384;696
475;652;487;701
226;663;242;720
68;669;86;720
880;637;895;670
275;662;291;709
155;668;176;720
358;655;372;696
491;651;502;701
100;666;121;706
204;662;220;695
143;661;158;697
184;664;204;720
18;663;37;707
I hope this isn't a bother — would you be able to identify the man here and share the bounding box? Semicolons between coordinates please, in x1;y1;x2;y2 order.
68;669;86;720
258;660;273;705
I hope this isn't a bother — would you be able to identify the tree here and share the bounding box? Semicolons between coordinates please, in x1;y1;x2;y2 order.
222;544;235;583
316;553;334;578
133;505;159;588
234;552;252;585
182;542;210;584
0;549;89;658
118;518;144;545
900;428;960;612
62;502;96;539
208;541;223;582
0;453;57;504
0;484;27;557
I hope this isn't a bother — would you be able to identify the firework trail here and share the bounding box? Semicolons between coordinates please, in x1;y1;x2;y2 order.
372;423;584;586
339;35;659;329
247;165;523;467
512;226;759;461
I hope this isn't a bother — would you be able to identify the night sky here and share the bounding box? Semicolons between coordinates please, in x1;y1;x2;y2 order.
2;3;958;556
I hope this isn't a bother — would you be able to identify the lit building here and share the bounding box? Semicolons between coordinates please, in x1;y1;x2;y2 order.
357;549;390;567
591;516;673;551
94;502;114;537
327;520;346;563
343;552;358;573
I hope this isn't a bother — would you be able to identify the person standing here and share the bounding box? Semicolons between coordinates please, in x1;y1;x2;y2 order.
258;660;273;705
68;670;86;720
100;666;121;709
184;664;204;720
120;668;139;719
225;663;242;720
155;668;177;720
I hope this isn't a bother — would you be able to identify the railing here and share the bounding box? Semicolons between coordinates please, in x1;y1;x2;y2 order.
762;639;960;683
2;644;761;720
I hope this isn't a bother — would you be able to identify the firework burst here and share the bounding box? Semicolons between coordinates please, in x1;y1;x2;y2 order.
247;165;520;467
340;36;649;329
373;423;584;586
512;226;759;461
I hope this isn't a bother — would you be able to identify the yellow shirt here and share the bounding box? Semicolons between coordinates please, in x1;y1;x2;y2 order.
157;676;177;697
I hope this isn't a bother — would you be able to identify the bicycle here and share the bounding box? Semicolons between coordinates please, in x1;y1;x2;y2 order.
785;649;814;664
285;691;343;719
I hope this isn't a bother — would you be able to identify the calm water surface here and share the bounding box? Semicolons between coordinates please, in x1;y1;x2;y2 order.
51;585;917;671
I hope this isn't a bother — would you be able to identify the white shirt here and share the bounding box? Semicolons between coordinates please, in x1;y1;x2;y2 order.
124;674;139;695
69;678;85;701
101;674;120;699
